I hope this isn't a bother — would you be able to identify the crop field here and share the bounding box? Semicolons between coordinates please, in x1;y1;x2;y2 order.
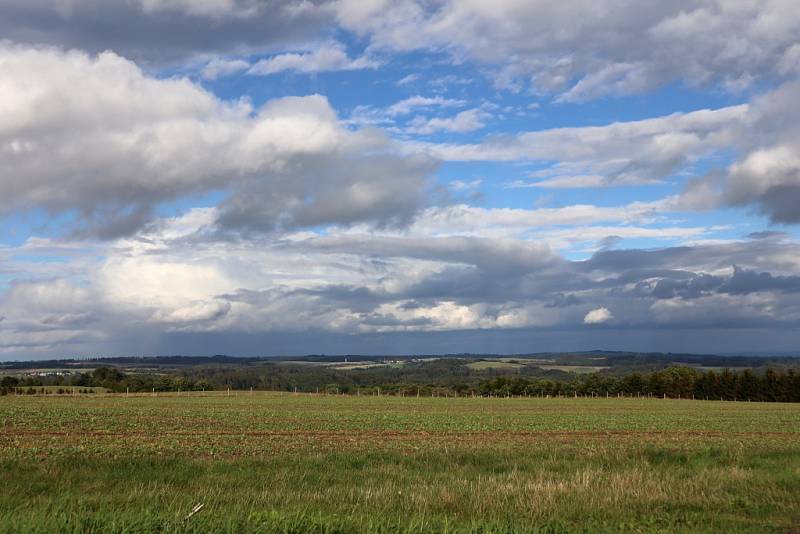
1;394;799;533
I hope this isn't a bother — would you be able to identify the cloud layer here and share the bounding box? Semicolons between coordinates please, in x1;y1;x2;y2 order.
4;210;800;356
1;2;800;358
338;0;800;98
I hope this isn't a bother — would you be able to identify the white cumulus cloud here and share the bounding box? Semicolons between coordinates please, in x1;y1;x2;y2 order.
0;44;434;238
247;42;378;76
584;307;613;324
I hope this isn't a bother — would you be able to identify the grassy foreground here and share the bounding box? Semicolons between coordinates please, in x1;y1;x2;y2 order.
1;393;799;533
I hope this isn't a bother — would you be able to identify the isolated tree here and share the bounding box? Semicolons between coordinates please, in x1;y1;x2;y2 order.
1;376;19;389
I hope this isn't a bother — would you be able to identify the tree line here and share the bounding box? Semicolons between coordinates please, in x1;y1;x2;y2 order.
0;367;213;394
478;367;800;401
2;364;799;401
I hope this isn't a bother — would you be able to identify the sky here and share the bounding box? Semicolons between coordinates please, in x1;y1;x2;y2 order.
2;1;800;359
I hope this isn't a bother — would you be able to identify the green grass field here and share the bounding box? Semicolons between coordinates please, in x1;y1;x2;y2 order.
1;393;799;533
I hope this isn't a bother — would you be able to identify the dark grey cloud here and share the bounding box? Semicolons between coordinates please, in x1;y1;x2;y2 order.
255;285;386;315
361;314;432;327
297;235;561;276
545;294;583;308
719;266;800;295
632;267;800;300
583;239;800;274
0;0;334;66
747;230;788;240
215;153;436;234
748;184;800;224
642;273;722;300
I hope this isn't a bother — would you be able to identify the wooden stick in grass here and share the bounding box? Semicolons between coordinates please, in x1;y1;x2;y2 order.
185;503;204;520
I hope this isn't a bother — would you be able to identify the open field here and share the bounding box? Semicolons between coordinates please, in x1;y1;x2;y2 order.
465;359;610;373
1;394;799;532
466;360;525;370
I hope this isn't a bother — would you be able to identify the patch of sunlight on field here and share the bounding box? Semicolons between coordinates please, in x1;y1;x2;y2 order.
465;360;609;373
537;365;610;373
466;360;525;370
